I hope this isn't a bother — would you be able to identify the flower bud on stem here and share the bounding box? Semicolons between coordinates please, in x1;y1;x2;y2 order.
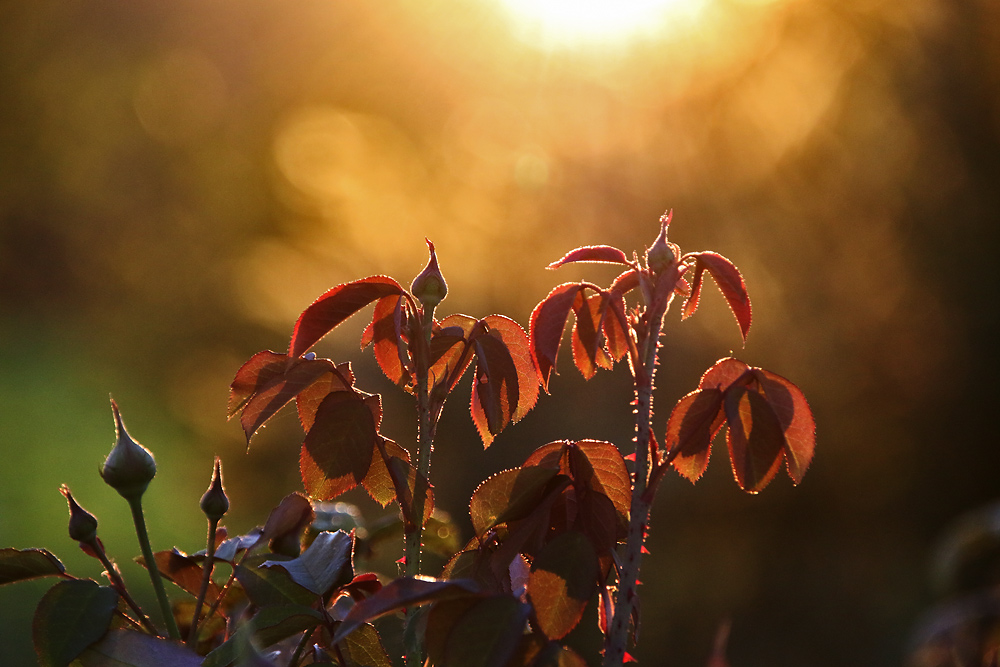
60;485;159;636
101;398;180;640
188;458;228;647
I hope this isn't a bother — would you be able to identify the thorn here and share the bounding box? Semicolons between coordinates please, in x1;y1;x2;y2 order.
641;545;650;554
625;651;638;663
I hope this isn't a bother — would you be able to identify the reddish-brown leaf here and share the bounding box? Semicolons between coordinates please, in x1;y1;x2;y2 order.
610;269;640;295
228;350;288;417
299;392;378;500
261;492;315;554
428;314;479;394
230;352;350;442
480;316;539;423
571;293;612;380
529;284;585;391
681;260;706;321
527;531;598;640
362;295;411;387
289;276;405;358
331;577;480;645
698;357;752;392
469;467;564;538
386;456;434;529
724;387;786;493
547;245;631;269
295;362;356;431
602;292;631;362
665;389;726;483
751;369;816;484
470;335;519;447
363;437;410;507
144;549;223;602
561;441;630;534
683;252;752;342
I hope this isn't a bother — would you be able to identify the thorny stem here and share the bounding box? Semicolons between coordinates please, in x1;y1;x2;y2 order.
127;496;181;640
187;516;220;647
90;540;159;635
404;305;438;667
604;294;669;667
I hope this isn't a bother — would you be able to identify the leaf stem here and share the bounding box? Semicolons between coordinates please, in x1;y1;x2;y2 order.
187;517;220;647
127;496;181;640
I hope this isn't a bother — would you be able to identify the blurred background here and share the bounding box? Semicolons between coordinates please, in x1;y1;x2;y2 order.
2;0;998;664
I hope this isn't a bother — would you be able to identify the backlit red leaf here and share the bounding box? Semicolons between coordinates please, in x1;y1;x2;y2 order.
610;269;640;295
683;252;751;342
724;387;786;493
230;352;351;443
698;357;752;392
363;437;410;507
469;467;564;538
529;283;585;391
299;392;378;500
386;456;434;529
571;293;612;380
331;577;480;645
567;440;631;533
429;314;479;394
362;295;411;387
527;531;598;640
295;362;356;431
289;276;405;358
470;335;519;447
602;292;631;362
665;389;726;483
751;369;816;484
547;245;631;269
480;315;539;423
144;549;223;602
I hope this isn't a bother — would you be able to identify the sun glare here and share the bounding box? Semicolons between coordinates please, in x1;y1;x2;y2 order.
498;0;709;48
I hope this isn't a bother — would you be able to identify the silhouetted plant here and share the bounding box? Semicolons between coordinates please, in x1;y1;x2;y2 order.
0;214;814;667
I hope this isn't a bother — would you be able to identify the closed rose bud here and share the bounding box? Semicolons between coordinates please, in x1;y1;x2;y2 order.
60;485;98;545
200;457;229;521
101;398;157;501
645;210;678;274
410;239;447;309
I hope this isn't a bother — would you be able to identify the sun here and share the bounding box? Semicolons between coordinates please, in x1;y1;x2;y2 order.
497;0;709;48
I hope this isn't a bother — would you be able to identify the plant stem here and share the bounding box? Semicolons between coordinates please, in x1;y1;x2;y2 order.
289;627;315;667
604;302;668;667
187;517;220;647
403;307;436;667
90;541;159;635
127;496;181;640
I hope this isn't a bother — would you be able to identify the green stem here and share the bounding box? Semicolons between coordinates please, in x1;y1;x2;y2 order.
128;496;181;640
289;627;315;667
604;301;668;667
90;540;159;635
187;517;219;647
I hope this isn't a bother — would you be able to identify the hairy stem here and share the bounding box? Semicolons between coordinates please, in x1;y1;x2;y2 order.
404;306;437;667
187;517;220;647
127;496;181;640
604;300;668;667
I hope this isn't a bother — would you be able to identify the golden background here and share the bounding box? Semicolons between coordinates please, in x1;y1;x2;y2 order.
2;0;998;664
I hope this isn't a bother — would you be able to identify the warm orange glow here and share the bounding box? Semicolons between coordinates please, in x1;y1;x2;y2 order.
497;0;709;47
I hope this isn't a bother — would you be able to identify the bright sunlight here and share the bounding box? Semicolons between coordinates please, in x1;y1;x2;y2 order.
497;0;709;47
